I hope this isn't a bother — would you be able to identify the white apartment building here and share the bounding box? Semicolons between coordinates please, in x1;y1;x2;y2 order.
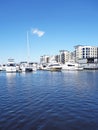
40;55;56;64
74;45;98;62
59;50;71;64
40;55;50;64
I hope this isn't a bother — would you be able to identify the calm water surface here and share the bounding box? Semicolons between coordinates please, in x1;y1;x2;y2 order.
0;70;98;130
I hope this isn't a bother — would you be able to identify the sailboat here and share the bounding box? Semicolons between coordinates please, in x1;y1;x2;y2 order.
19;31;36;72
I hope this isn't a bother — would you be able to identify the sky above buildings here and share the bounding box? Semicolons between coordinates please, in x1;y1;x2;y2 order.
0;0;98;63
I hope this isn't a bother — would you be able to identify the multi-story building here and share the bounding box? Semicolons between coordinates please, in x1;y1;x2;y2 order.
40;55;49;64
59;50;71;64
55;55;60;63
40;55;57;64
74;45;98;63
70;51;75;62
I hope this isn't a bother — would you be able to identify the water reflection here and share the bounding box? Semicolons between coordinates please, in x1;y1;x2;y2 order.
6;73;16;78
6;73;17;92
0;71;98;130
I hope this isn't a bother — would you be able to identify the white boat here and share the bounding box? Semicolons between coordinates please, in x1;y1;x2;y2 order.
19;62;31;72
83;63;98;70
19;31;37;72
43;61;62;71
19;62;37;72
62;62;83;71
6;59;17;73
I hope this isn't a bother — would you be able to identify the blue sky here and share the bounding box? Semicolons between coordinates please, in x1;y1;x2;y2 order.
0;0;98;63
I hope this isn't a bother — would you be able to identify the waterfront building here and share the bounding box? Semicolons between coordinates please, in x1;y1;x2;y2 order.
40;55;58;64
74;45;98;63
55;55;60;63
40;55;50;64
70;51;76;62
59;50;71;64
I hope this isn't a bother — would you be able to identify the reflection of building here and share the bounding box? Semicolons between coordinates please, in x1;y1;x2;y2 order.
74;45;98;63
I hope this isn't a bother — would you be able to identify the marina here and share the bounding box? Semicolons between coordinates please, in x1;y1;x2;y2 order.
0;70;98;130
0;1;98;129
0;60;98;73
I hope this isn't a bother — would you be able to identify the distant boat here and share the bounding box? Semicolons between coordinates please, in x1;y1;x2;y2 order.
5;59;17;73
62;62;83;71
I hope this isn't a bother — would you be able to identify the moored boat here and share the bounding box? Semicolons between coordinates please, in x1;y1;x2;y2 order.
5;59;17;73
62;62;83;71
43;61;62;71
19;62;37;72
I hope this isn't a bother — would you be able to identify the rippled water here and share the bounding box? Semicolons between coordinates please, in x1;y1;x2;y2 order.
0;70;98;130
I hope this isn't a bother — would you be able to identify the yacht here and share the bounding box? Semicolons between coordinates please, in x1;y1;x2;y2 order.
43;61;62;71
19;62;37;72
83;63;98;70
19;62;31;72
6;59;17;73
19;32;37;72
62;62;83;71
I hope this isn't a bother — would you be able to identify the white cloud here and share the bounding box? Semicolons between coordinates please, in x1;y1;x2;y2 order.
31;28;45;37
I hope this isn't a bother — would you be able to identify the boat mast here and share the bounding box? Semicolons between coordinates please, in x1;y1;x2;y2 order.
27;31;30;63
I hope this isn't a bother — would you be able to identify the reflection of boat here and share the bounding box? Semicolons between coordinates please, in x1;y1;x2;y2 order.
62;62;83;71
6;59;17;73
43;61;62;71
6;73;16;78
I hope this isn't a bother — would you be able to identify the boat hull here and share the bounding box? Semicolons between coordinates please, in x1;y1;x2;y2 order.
6;67;16;73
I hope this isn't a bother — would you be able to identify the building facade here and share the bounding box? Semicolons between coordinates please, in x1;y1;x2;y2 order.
74;45;98;62
40;55;50;64
55;55;60;63
59;50;71;64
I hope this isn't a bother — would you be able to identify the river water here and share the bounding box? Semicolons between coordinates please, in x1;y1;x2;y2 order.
0;70;98;130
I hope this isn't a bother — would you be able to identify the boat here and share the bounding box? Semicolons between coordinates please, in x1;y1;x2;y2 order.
19;62;37;72
83;63;98;70
43;61;62;71
5;59;17;73
62;62;83;71
19;31;37;72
